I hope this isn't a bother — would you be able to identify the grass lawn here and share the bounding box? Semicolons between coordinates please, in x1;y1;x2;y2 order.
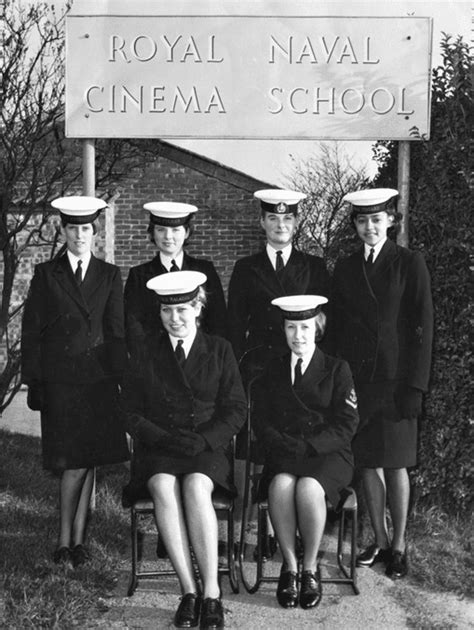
1;429;472;628
0;430;130;628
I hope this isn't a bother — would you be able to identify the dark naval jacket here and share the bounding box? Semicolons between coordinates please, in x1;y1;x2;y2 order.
254;348;359;468
124;253;227;351
227;248;330;362
120;331;246;451
21;254;126;385
332;239;433;391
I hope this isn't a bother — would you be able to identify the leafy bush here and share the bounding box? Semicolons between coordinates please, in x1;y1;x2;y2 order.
370;35;473;514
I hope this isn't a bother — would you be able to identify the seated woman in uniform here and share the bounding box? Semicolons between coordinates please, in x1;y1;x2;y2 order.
120;271;246;630
254;296;359;609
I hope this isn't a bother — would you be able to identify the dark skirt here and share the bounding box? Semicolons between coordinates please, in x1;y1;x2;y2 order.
257;452;353;509
122;443;236;506
41;381;129;472
353;381;418;468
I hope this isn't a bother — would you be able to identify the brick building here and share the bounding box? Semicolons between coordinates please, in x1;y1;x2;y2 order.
112;141;272;293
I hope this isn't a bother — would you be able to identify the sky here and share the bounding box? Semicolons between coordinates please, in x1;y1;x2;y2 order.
167;1;472;185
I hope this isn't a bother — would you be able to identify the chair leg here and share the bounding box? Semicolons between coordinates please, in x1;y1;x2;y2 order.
335;507;359;595
127;508;139;597
227;506;239;593
254;505;267;589
350;507;359;594
337;508;345;575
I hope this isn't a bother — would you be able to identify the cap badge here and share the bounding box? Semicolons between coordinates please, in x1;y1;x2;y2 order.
276;202;288;214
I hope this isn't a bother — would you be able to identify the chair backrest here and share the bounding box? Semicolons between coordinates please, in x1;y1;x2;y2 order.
238;346;268;459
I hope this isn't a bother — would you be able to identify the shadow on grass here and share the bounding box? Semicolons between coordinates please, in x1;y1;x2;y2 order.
0;429;130;629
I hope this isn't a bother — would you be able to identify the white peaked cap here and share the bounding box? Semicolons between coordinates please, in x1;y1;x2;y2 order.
146;270;207;304
144;201;198;225
272;295;328;320
342;188;399;207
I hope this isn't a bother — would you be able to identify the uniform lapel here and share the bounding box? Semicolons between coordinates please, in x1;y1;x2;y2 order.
52;255;90;315
363;239;400;300
181;253;192;271
291;348;330;410
156;333;193;390
81;255;106;304
250;250;283;295
150;254;167;276
345;248;378;303
251;249;312;296
279;249;310;291
301;348;329;387
183;331;211;382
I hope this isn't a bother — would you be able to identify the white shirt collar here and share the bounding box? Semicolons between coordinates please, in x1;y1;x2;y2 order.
67;250;91;276
169;328;197;358
290;347;315;382
364;237;387;262
266;243;292;270
160;251;184;271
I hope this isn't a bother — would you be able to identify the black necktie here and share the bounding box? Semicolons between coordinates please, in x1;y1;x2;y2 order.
275;250;284;273
75;260;83;285
367;248;375;265
175;339;186;367
170;259;180;272
294;358;303;388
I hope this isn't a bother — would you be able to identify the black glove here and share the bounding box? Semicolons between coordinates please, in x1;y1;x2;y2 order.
395;385;423;420
264;427;286;456
178;429;208;456
281;433;308;459
158;432;186;456
27;382;44;411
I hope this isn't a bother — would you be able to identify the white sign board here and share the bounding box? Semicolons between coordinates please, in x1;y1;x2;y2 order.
66;4;432;140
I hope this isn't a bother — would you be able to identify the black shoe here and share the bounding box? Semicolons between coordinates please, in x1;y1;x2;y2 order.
385;550;408;579
156;536;168;559
71;544;90;568
276;566;298;608
299;569;322;609
200;598;224;629
53;546;72;566
356;544;392;567
174;593;201;628
253;534;278;562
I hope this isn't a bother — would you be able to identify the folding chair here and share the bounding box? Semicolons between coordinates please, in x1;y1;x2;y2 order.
238;371;359;596
123;437;239;596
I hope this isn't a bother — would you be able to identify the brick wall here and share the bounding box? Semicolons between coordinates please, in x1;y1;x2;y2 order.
113;149;270;293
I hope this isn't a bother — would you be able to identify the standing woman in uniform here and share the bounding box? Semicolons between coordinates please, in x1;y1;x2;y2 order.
332;188;433;579
120;271;246;629
21;197;129;567
124;202;227;357
254;296;359;609
228;189;330;376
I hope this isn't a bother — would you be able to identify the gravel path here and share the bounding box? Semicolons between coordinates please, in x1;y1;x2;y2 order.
91;529;474;630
